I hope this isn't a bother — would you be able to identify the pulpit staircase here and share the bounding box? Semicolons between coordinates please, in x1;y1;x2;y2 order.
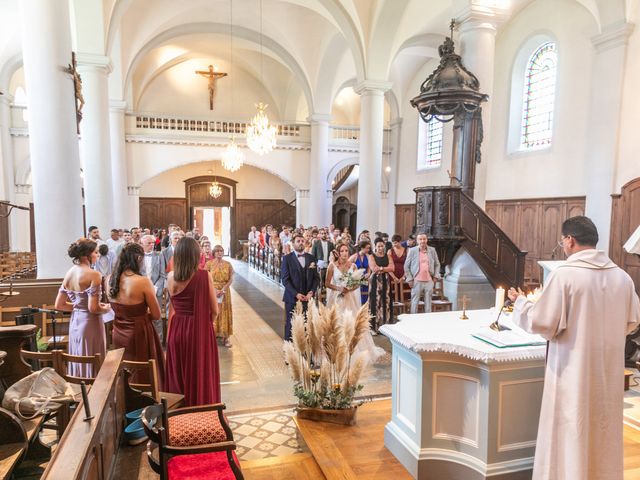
415;186;527;289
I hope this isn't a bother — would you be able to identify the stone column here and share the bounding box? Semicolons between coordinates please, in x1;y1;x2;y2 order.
13;184;32;252
355;80;391;234
295;189;310;227
127;186;140;228
110;100;129;228
20;0;85;277
457;5;503;207
0;94;14;204
77;53;114;231
584;22;634;252
307;114;331;227
386;118;403;233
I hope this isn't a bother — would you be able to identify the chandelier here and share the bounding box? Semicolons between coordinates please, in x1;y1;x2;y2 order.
222;137;244;172
247;102;277;155
209;179;223;198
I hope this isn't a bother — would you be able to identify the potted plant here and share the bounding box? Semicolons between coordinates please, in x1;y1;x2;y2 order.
283;301;371;425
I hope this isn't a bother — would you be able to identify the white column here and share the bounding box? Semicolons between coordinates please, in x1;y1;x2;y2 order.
110;100;129;227
355;80;391;234
0;95;14;203
307;114;331;227
584;22;634;252
20;0;84;277
77;54;114;231
296;189;310;226
386;118;403;233
457;5;502;207
127;186;140;228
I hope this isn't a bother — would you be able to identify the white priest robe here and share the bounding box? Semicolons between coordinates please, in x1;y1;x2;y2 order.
513;249;640;480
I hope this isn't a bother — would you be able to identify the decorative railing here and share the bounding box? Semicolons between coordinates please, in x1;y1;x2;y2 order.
248;243;283;285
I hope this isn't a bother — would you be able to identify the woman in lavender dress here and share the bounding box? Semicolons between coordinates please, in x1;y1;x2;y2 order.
55;238;112;377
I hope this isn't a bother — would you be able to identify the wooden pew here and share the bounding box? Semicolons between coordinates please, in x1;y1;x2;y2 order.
41;348;126;480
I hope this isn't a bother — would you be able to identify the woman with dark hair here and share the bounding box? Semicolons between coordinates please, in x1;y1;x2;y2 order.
205;244;234;348
388;234;407;283
368;238;394;331
165;237;221;406
349;240;371;304
55;238;112;377
108;243;165;388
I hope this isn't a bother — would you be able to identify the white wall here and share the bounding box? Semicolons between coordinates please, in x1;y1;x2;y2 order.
483;0;597;201
140;162;296;201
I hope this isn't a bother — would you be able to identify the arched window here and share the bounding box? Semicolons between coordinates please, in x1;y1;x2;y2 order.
520;42;557;149
417;116;443;170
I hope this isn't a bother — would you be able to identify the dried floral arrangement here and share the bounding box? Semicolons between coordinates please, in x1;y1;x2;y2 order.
283;301;371;410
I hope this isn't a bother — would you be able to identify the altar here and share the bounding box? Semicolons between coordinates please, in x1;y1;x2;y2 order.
379;309;546;480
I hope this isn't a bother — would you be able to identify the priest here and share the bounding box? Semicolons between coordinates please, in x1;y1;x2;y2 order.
508;216;640;480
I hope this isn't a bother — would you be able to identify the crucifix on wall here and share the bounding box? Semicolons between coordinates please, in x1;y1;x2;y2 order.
195;65;228;110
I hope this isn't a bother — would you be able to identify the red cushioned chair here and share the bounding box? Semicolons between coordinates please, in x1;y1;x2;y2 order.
142;398;243;480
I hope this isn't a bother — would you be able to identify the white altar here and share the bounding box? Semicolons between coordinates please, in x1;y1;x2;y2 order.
379;309;546;480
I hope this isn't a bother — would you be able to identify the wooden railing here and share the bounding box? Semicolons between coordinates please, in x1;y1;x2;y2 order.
248;243;283;285
332;165;355;192
414;186;526;289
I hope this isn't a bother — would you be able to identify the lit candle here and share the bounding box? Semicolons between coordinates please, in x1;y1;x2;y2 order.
495;287;505;311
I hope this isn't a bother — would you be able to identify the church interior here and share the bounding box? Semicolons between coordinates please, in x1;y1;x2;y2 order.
1;0;640;479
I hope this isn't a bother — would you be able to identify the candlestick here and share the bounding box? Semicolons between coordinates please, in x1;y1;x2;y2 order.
495;287;505;311
460;295;469;320
81;381;94;421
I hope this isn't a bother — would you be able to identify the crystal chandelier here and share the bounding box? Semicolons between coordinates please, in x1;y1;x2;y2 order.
247;102;277;155
209;179;223;198
222;137;244;172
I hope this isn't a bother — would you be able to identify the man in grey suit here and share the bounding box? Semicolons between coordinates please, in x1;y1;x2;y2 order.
141;235;167;340
404;233;441;314
311;228;335;292
163;230;184;267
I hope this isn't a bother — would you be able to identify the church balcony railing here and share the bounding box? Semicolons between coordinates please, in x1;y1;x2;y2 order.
8;105;389;151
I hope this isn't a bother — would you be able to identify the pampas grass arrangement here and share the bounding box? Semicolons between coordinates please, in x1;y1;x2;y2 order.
284;301;371;410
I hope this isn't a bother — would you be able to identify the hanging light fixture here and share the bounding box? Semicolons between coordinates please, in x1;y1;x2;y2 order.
222;0;245;171
246;0;277;155
209;177;223;198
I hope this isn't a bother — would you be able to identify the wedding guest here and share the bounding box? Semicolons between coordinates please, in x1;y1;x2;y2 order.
248;226;259;244
166;237;221;406
95;244;116;278
258;227;267;248
116;229;133;255
388;234;407;283
270;233;282;254
404;233;441;313
88;226;105;246
108;243;165;389
131;227;142;244
349;240;371;304
382;233;392;252
311;228;334;290
106;228;123;253
141;234;167;340
279;226;292;245
55;238;112;377
163;230;184;272
206;245;235;348
192;227;201;241
401;234;416;249
161;224;177;249
368;238;394;331
199;240;215;269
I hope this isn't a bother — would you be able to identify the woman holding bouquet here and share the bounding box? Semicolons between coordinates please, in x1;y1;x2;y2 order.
326;243;384;361
349;240;372;304
368;238;394;332
205;245;234;348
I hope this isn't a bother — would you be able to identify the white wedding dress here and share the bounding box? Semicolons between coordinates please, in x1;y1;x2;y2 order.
326;264;385;363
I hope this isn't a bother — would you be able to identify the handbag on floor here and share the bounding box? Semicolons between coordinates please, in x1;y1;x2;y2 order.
1;367;76;420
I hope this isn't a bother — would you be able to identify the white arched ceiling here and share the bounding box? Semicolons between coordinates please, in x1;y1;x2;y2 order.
122;22;315;114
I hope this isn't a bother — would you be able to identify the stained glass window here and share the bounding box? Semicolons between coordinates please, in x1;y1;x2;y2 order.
417;117;443;170
520;42;557;149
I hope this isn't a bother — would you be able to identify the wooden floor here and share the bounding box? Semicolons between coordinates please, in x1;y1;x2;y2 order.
243;399;640;480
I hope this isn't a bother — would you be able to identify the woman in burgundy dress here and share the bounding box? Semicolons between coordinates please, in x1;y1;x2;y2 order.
165;237;221;406
108;243;165;389
387;234;407;284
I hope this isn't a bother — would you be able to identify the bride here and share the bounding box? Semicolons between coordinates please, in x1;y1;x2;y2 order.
325;243;385;362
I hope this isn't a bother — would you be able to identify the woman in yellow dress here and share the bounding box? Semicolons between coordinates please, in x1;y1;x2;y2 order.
205;245;234;347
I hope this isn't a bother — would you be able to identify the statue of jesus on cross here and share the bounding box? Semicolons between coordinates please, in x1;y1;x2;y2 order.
195;65;228;110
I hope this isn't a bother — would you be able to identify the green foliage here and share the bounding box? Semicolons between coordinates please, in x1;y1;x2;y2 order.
35;328;49;352
293;381;365;410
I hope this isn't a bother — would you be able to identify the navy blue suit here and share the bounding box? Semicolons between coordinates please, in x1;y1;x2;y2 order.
281;251;320;341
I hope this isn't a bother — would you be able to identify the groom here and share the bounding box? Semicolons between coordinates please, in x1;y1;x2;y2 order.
281;233;320;341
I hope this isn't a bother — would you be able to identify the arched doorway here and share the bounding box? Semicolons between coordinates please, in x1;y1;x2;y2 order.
332;196;357;237
185;176;237;255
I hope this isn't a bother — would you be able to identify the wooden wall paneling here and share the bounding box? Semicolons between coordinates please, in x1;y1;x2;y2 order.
484;203;499;224
566;199;585;219
0;203;9;252
235;199;296;245
394;204;415;238
540;201;566;260
610;178;640;295
139;198;187;231
499;202;520;245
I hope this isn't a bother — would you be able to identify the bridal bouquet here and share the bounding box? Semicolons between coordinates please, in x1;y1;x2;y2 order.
339;268;367;297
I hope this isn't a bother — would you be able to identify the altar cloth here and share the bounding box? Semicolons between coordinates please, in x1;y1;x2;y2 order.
379;309;546;363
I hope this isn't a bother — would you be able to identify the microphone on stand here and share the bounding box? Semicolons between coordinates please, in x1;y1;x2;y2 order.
550;243;561;260
28;307;64;315
28;308;64;350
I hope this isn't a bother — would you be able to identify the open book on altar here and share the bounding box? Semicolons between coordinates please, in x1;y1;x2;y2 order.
624;225;640;255
472;316;546;348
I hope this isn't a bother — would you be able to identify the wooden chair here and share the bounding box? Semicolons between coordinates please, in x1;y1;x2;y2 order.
0;306;32;327
39;305;70;348
142;398;243;480
431;278;453;312
122;359;184;412
399;282;424;313
392;282;405;317
54;351;102;385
